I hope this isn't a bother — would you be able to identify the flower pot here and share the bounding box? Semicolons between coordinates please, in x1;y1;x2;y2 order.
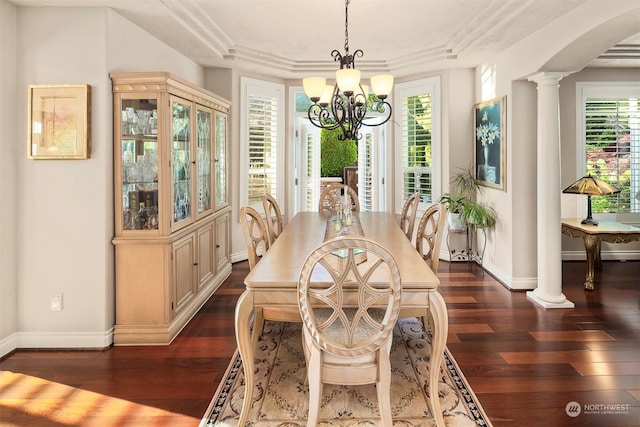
447;212;465;231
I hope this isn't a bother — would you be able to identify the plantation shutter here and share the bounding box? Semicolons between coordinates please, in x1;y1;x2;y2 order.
584;97;639;213
358;129;374;211
247;93;279;206
401;93;433;204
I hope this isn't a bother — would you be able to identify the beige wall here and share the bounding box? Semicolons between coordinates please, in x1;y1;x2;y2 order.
0;0;18;354
1;5;205;357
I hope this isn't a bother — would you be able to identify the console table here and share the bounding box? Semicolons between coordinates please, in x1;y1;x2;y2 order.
561;218;640;290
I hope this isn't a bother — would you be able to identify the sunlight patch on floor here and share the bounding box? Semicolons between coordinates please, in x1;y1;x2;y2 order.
0;371;196;426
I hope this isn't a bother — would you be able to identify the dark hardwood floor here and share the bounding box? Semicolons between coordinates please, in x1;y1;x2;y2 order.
1;259;638;426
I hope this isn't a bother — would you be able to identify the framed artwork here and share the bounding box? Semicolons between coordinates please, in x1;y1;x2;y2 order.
28;84;91;159
474;96;506;191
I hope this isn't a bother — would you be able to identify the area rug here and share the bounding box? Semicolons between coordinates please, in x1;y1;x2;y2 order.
200;318;492;426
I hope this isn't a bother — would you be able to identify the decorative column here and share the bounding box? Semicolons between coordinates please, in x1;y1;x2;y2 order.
526;72;574;309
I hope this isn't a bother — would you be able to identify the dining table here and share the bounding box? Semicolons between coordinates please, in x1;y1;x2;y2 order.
234;211;448;427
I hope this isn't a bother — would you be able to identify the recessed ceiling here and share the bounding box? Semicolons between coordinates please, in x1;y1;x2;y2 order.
9;0;640;78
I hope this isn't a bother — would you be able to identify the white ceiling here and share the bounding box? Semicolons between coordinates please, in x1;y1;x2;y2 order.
9;0;640;78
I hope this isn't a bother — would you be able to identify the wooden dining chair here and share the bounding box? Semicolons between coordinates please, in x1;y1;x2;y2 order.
240;206;301;349
297;236;402;426
398;203;445;334
239;206;270;270
399;192;420;241
262;194;283;246
318;183;360;216
416;203;446;273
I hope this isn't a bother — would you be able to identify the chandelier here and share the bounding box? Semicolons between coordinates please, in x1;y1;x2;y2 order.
302;0;393;141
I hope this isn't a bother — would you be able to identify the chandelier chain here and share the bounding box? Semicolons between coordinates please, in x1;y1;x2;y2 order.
344;0;350;54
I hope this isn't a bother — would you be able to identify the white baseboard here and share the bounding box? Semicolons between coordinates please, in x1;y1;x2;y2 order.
505;276;538;290
0;334;18;359
1;328;114;358
231;250;248;264
562;250;640;261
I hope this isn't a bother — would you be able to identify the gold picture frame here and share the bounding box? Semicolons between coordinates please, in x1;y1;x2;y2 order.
473;96;506;191
27;84;91;159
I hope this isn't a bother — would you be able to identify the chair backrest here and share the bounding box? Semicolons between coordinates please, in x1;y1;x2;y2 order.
399;192;420;240
262;194;283;246
415;203;446;272
318;183;360;217
239;206;269;270
298;236;402;357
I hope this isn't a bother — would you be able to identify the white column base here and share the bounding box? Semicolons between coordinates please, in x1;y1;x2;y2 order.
526;290;575;309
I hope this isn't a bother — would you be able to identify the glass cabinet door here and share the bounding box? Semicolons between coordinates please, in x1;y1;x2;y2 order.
120;98;159;231
215;112;228;208
196;106;213;217
172;98;192;227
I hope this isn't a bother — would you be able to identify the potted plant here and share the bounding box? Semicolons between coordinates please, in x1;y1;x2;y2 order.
460;199;496;230
439;166;496;231
438;193;467;231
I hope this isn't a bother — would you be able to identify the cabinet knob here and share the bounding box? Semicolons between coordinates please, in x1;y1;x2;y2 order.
193;262;198;266
216;244;221;248
191;160;196;164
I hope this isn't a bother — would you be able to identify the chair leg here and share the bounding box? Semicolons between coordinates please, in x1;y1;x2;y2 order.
377;347;393;426
306;351;323;427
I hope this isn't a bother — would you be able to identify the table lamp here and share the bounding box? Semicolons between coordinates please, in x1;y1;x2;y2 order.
562;175;619;226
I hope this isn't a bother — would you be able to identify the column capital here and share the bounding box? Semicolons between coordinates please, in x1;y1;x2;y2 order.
527;71;570;85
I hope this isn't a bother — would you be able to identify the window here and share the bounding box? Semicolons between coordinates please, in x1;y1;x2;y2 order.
394;77;441;213
240;78;285;209
579;84;640;215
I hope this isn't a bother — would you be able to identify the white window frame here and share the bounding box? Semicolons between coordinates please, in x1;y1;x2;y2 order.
240;77;285;211
393;77;442;214
576;82;640;223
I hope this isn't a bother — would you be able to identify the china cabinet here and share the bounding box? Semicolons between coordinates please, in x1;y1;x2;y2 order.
110;72;230;345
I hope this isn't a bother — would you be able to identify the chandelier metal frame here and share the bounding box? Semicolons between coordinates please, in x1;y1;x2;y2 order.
304;0;393;141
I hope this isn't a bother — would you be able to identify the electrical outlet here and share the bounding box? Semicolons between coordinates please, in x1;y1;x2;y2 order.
51;294;63;311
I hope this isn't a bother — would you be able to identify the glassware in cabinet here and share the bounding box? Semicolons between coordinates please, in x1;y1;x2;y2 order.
196;106;213;216
172;99;192;226
120;98;159;231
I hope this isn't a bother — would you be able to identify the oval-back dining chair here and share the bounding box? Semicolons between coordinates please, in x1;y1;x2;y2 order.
318;183;360;217
398;203;445;336
240;205;300;349
239;206;269;270
416;203;446;273
262;194;283;246
298;236;402;426
399;192;420;241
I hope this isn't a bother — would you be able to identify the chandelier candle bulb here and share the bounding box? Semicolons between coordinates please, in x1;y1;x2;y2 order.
319;85;334;106
356;84;369;104
336;69;361;95
303;77;326;101
371;75;394;98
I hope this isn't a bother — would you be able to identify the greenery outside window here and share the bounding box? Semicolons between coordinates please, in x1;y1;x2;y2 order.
394;77;441;213
579;84;639;216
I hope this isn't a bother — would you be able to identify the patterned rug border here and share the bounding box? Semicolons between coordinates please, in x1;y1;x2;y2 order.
200;322;493;427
